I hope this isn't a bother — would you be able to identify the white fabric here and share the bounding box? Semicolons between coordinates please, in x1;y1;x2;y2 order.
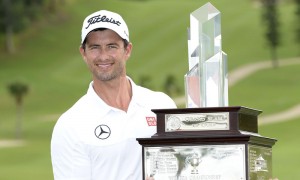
51;78;176;180
81;10;129;43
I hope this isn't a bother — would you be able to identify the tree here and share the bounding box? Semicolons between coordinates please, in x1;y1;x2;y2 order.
138;74;153;89
163;74;181;97
261;0;281;68
0;0;46;53
295;0;300;52
1;0;15;53
7;82;29;139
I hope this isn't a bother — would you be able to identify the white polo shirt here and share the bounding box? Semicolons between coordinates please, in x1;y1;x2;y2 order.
51;78;177;180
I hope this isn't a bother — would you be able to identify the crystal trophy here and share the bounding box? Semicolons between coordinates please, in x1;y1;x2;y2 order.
185;2;228;108
137;3;277;180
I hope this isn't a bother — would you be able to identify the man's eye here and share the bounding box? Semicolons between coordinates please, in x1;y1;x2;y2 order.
108;45;117;49
90;45;99;49
89;45;100;49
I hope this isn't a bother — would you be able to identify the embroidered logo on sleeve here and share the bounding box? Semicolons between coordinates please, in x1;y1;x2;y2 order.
146;117;157;126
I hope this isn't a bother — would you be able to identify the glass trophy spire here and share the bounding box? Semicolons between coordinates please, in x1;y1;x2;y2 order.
185;2;228;108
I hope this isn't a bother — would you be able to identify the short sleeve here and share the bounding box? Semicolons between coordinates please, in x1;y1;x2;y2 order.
51;116;91;180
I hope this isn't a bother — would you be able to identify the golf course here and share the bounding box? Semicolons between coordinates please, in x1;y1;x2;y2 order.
0;0;299;179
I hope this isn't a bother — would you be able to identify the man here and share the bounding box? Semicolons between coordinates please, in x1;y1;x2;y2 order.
51;10;176;180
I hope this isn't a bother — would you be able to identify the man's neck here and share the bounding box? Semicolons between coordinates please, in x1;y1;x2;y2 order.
93;76;132;112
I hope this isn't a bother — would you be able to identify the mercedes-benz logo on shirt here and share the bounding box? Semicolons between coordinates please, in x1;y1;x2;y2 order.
94;124;111;140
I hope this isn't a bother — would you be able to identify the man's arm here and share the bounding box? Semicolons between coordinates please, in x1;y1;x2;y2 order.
51;119;91;180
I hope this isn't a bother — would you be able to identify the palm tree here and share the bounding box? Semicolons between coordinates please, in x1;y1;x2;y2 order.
295;0;300;53
2;0;15;53
7;82;29;139
261;0;281;68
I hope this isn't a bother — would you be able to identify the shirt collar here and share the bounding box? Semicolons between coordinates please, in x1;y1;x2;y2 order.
85;77;143;115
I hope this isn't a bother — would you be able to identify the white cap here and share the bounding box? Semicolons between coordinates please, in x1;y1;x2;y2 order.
81;10;129;44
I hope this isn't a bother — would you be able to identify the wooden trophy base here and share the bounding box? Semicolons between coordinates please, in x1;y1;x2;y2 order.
137;106;277;180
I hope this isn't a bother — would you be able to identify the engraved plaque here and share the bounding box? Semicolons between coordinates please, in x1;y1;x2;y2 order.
144;144;246;180
248;145;273;180
165;112;229;132
153;106;261;135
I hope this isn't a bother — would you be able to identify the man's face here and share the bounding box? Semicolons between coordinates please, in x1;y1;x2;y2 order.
80;29;132;82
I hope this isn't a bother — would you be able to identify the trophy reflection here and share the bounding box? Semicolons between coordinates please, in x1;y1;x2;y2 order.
187;153;201;174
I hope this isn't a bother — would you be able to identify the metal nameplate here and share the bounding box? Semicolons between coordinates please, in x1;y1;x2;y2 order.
248;145;273;179
165;112;229;132
144;144;246;180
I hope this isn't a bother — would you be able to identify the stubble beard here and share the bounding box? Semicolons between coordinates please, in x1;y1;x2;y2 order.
93;61;125;82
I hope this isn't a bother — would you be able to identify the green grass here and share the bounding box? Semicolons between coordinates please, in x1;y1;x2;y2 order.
260;118;300;179
230;64;300;115
0;0;299;179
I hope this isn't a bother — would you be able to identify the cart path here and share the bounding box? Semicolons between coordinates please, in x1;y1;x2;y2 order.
259;104;300;125
175;57;300;125
0;140;25;148
229;57;300;86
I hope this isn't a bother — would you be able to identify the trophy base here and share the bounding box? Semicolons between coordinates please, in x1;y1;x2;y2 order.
137;106;277;180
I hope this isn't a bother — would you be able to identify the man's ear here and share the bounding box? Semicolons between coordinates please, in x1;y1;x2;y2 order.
79;46;87;63
125;43;133;60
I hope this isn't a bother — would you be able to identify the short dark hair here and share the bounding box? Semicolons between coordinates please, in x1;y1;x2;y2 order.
81;28;129;50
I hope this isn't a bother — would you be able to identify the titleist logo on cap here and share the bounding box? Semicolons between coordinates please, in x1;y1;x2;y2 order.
85;14;121;29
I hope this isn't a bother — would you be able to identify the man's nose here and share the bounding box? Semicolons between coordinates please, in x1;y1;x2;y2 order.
97;48;110;60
